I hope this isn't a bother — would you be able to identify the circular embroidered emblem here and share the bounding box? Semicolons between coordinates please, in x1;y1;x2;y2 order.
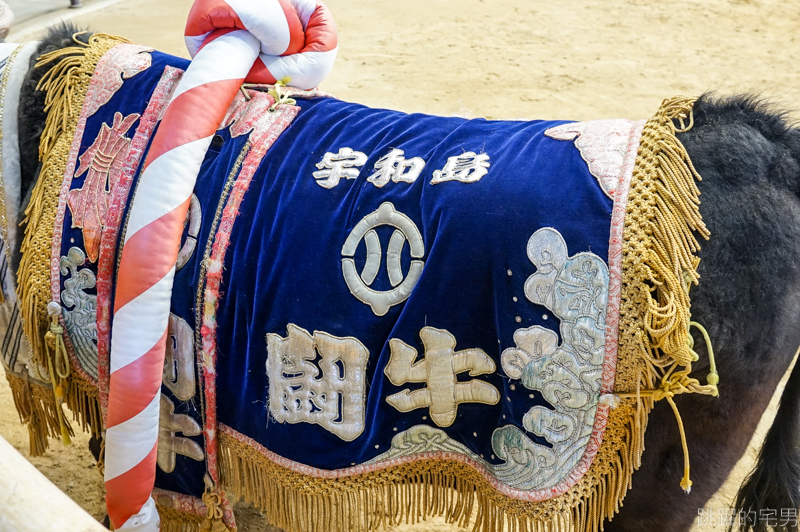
341;202;425;316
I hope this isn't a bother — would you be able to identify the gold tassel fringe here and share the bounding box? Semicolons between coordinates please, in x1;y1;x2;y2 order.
18;32;128;375
617;96;710;391
218;403;641;532
157;505;205;532
5;368;102;455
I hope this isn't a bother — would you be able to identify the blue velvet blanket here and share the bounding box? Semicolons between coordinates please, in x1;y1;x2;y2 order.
55;46;638;506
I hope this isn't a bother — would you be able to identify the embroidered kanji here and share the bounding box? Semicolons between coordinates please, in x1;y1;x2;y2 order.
367;148;425;188
312;148;367;188
157;394;204;473
384;327;500;427
163;314;195;402
266;324;369;441
430;151;491;185
68;112;139;262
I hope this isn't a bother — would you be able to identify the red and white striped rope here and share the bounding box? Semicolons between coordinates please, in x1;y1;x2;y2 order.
104;2;337;529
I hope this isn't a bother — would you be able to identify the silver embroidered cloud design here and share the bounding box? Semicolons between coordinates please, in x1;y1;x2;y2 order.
60;247;98;380
493;227;609;490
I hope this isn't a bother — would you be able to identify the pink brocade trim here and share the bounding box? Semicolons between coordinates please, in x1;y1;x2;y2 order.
602;120;645;394
96;66;184;420
48;44;152;387
201;95;299;485
152;488;236;531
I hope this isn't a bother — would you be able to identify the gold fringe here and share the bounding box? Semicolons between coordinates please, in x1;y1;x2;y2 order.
617;96;710;392
5;370;69;456
8;32;121;457
5;368;102;455
65;372;103;438
18;32;127;374
157;505;205;532
218;403;640;532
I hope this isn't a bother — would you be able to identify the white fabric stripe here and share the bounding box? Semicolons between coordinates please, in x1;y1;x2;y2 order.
184;33;210;58
0;43;17;63
225;0;291;56
123;138;211;243
261;47;337;90
1;41;39;303
170;30;260;102
289;0;317;29
104;393;160;480
119;497;159;531
109;267;175;374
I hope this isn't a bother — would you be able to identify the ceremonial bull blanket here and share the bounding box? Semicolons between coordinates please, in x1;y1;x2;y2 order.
3;37;710;532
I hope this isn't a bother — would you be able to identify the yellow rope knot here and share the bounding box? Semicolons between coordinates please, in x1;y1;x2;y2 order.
617;273;719;493
201;476;232;532
44;301;71;445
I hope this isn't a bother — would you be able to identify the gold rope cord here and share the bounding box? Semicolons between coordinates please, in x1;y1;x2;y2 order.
13;33;126;455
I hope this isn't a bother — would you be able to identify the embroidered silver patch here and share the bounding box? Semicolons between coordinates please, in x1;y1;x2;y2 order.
157;393;204;473
341;202;425;316
366;424;558;490
495;227;608;490
59;247;98;380
430;151;490;185
266;324;369;441
368;148;425;188
384;326;500;427
313;148;367;188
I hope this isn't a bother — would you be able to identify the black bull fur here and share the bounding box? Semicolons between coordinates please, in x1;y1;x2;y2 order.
13;24;800;532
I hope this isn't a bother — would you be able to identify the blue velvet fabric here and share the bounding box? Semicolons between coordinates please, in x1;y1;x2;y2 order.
60;49;612;501
213;98;612;469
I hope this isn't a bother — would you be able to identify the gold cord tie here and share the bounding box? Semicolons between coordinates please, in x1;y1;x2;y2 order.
617;273;718;493
267;78;297;110
44;301;71;445
201;475;232;532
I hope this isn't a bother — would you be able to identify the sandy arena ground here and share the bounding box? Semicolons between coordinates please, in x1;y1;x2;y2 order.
2;0;800;530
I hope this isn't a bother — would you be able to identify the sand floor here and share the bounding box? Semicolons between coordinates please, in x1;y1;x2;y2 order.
2;0;800;530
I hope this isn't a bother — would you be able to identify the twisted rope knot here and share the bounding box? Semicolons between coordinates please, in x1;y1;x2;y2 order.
201;476;230;532
617;270;719;493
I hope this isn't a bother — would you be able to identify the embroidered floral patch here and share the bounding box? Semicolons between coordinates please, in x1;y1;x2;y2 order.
68;112;139;262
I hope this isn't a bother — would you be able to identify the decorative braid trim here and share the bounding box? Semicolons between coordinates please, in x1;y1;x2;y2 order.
617;96;709;392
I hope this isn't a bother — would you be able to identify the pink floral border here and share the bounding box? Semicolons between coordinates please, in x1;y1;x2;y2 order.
200;92;299;484
48;44;153;388
602;120;645;393
96;66;184;420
